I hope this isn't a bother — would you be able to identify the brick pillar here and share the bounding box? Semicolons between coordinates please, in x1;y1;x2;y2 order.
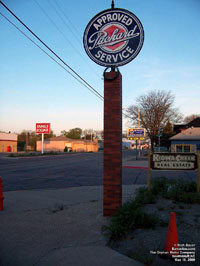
103;70;122;217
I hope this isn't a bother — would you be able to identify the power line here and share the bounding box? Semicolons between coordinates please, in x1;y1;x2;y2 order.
0;1;132;120
34;0;101;79
0;0;103;100
48;0;81;44
52;0;82;42
0;11;103;101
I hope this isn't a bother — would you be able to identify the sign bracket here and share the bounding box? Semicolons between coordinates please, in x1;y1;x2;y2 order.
111;0;115;9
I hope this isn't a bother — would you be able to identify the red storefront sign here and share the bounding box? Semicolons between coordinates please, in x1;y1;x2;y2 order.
36;123;51;134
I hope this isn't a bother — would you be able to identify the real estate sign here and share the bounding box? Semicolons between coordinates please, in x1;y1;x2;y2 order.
151;153;197;171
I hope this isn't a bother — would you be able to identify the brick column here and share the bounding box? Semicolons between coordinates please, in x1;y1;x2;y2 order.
103;70;122;216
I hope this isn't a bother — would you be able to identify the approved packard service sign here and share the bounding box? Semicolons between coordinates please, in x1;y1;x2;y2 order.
83;8;144;67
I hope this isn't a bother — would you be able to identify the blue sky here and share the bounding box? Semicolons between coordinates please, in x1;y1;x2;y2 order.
0;0;200;135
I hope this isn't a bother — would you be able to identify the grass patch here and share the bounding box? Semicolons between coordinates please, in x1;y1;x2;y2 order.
103;177;199;241
151;177;199;204
8;151;60;157
102;204;161;241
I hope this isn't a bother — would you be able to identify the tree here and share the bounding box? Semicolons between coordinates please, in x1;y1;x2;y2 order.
184;114;200;124
17;131;27;151
44;130;56;140
94;130;104;140
162;120;173;135
65;128;82;139
160;120;176;149
126;90;182;150
60;130;67;137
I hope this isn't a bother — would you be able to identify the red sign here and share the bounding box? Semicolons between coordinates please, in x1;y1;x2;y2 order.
36;123;51;134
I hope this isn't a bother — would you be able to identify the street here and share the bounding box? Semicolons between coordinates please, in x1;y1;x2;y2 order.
0;150;197;191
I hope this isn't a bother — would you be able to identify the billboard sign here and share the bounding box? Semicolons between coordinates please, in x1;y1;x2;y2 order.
128;128;145;140
151;153;197;171
36;123;51;134
83;8;144;67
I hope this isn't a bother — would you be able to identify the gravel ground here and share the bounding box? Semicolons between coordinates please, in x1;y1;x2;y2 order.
110;198;199;266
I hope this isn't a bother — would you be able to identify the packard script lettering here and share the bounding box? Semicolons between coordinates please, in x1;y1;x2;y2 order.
88;26;139;50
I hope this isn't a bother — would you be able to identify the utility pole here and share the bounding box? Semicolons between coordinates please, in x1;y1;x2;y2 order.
138;108;141;158
138;108;140;128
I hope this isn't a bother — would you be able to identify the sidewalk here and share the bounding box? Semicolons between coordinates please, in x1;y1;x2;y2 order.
0;185;144;266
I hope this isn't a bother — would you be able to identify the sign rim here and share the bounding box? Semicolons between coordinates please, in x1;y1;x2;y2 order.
83;8;144;67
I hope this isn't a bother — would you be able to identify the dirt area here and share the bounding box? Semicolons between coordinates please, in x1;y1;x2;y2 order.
111;197;199;266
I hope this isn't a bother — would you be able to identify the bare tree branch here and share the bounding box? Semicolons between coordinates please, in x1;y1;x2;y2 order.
125;90;183;150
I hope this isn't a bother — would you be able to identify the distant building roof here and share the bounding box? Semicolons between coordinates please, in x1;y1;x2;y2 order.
170;127;200;141
173;117;200;134
46;136;73;142
43;136;97;143
187;117;200;128
0;132;17;141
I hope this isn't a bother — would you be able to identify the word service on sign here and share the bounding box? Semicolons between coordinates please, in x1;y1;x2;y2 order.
83;8;144;67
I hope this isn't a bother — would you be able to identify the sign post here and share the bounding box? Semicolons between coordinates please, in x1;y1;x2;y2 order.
83;1;144;216
41;133;44;154
136;139;138;160
36;123;51;154
197;151;200;192
147;150;151;191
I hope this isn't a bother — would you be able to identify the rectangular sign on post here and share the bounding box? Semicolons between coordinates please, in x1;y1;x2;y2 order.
127;128;145;140
151;153;197;171
36;123;51;134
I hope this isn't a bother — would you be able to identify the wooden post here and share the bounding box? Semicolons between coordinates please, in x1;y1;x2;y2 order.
147;150;151;191
197;151;200;192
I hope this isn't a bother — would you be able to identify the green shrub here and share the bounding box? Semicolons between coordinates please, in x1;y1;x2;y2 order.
103;200;160;241
151;176;170;195
103;177;199;242
135;187;157;205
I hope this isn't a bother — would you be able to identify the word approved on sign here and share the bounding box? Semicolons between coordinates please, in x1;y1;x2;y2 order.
83;8;144;67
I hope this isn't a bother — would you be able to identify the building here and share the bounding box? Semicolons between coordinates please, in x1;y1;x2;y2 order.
36;136;98;152
170;127;200;153
173;117;200;134
0;132;17;152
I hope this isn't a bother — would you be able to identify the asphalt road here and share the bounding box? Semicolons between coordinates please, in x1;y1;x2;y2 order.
0;150;197;191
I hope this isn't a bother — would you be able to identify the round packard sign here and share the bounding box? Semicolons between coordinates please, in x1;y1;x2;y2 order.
83;8;144;67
